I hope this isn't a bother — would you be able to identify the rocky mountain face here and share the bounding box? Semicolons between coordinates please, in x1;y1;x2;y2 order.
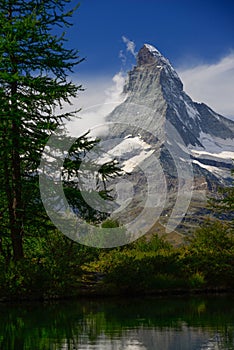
101;44;234;237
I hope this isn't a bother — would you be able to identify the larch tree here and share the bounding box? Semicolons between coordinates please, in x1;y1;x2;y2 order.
0;0;120;260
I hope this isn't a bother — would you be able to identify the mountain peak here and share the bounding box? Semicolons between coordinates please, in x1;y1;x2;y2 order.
136;43;183;93
137;44;159;66
137;44;181;82
137;43;170;66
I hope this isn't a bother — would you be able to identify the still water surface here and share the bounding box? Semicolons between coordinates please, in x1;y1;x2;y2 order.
0;295;233;349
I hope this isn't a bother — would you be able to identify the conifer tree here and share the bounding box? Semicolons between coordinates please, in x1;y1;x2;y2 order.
0;0;120;260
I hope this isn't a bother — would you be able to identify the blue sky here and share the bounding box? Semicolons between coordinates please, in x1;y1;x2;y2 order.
63;0;234;127
71;0;234;74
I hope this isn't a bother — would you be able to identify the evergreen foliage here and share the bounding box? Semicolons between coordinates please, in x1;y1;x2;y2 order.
0;0;120;261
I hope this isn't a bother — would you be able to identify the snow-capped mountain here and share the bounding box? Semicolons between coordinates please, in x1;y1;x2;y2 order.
99;44;234;235
106;44;234;179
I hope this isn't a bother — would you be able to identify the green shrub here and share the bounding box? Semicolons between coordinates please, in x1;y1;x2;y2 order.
188;272;206;288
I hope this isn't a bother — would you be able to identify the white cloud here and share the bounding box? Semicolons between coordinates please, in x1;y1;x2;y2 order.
178;53;234;120
65;72;126;137
105;71;126;102
63;53;234;139
119;49;127;65
122;36;137;57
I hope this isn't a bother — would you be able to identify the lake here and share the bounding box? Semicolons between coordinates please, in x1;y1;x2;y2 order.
0;295;233;349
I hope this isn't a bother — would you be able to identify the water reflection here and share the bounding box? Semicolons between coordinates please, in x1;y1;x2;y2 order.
0;296;233;349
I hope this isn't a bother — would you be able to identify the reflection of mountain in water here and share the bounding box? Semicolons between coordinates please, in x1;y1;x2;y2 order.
74;327;220;349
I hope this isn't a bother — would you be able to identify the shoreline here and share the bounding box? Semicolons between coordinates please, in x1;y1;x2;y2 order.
1;286;233;303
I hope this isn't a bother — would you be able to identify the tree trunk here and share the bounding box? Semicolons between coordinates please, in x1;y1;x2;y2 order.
11;227;24;261
11;145;24;261
10;82;24;260
3;143;24;261
3;5;24;261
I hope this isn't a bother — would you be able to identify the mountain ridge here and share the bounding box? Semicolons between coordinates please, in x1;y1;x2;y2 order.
108;43;234;176
101;43;234;234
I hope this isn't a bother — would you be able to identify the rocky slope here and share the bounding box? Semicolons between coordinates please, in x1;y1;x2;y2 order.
100;44;234;236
